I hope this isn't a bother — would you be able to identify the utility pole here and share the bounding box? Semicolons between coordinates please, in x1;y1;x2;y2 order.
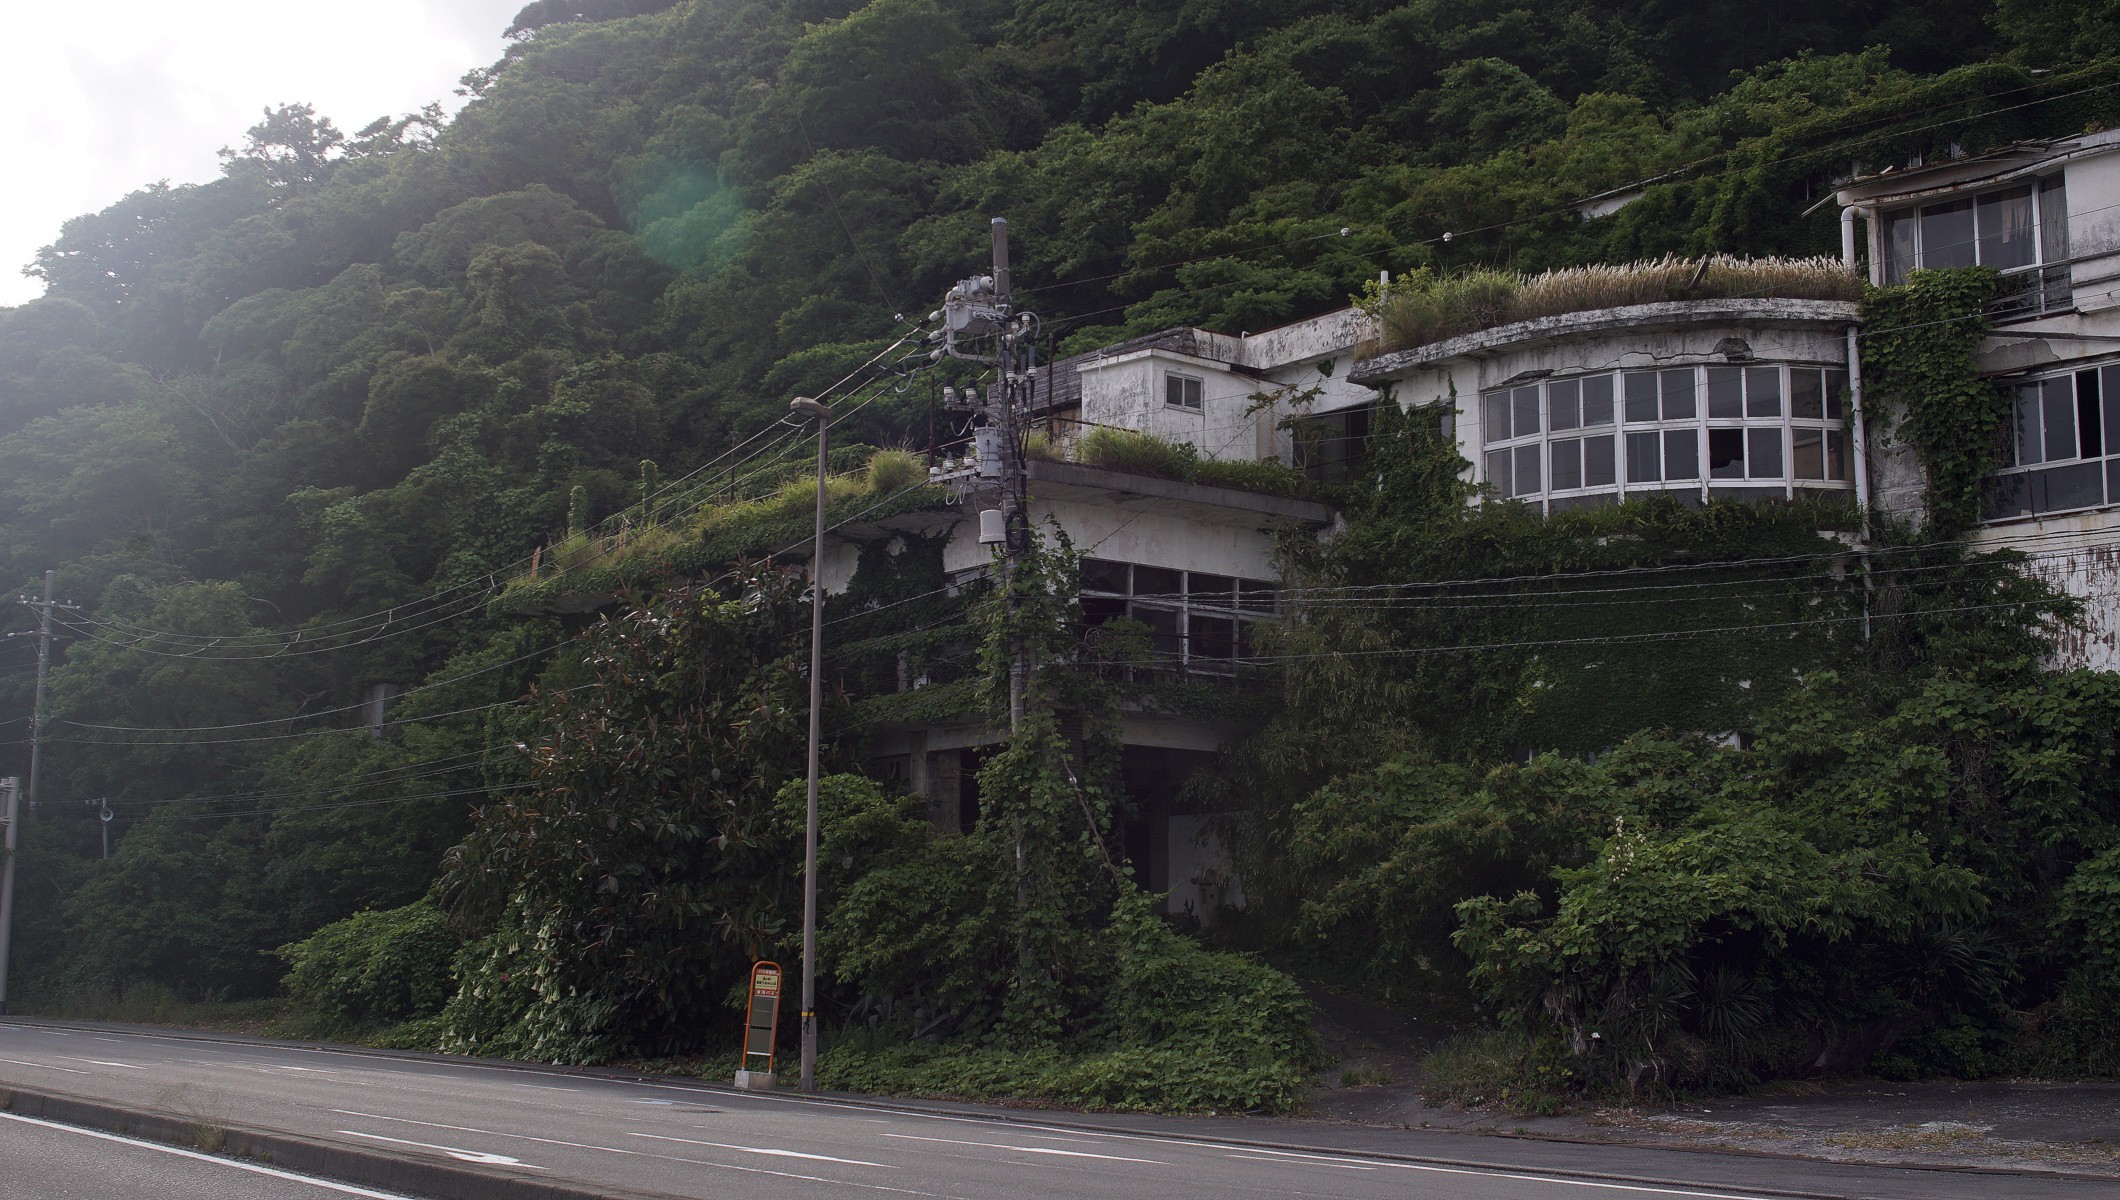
990;217;1029;735
790;394;830;1095
14;571;67;823
0;776;19;1016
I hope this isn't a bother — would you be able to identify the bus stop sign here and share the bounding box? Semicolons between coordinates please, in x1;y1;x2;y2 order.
742;961;783;1073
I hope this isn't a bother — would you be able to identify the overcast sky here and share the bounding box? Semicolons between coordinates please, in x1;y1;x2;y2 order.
0;0;530;307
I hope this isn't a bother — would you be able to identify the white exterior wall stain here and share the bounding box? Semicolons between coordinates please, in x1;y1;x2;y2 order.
1970;517;2120;671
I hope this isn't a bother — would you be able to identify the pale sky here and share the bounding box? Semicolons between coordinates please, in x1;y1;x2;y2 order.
0;0;531;307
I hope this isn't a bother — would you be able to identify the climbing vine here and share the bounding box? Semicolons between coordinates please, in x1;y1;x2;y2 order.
1860;266;2009;537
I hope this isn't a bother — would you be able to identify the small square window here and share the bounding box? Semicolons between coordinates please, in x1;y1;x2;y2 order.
1165;374;1204;411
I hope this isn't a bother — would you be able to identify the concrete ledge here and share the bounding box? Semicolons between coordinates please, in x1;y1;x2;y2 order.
0;1085;663;1200
1026;458;1336;525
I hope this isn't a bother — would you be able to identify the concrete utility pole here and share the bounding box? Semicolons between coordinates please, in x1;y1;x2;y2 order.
991;218;1029;735
0;776;19;1016
790;394;830;1095
22;571;58;822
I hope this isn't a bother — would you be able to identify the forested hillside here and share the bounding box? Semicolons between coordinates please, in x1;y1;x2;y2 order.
6;0;2120;1104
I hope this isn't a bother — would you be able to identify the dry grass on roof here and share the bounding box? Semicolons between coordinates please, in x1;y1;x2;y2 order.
1368;256;1861;356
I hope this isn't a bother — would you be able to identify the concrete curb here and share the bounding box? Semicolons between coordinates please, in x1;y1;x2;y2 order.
0;1084;671;1200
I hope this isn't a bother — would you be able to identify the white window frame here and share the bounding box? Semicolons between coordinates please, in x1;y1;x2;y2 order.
1477;363;1852;513
1079;558;1276;678
1879;176;2071;317
1164;372;1205;412
1982;363;2119;523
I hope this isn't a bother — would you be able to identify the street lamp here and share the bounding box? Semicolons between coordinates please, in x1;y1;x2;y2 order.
790;395;828;1093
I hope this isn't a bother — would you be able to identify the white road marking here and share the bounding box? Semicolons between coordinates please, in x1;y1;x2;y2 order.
1227;1153;1376;1170
0;1056;89;1074
57;1056;145;1069
628;1131;893;1167
336;1129;547;1169
0;1110;421;1198
332;1109;639;1156
883;1132;1167;1164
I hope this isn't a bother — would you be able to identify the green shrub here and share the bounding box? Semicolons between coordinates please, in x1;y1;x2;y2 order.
865;448;927;494
1419;1031;1578;1115
1071;427;1311;497
277;900;459;1031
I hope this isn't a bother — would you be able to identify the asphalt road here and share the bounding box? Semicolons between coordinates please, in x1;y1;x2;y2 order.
0;1107;423;1199
0;1021;2107;1200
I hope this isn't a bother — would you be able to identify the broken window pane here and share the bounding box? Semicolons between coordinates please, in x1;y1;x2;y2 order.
1708;429;1745;479
1134;566;1182;598
2077;369;2102;459
1188;573;1235;607
1080;558;1129;593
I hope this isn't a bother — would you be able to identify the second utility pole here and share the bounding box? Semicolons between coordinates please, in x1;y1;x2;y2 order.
23;570;56;823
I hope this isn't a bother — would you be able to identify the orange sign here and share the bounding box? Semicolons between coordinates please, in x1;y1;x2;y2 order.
743;961;783;1070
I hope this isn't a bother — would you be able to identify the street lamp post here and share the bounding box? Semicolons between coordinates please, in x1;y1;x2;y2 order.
790;395;829;1093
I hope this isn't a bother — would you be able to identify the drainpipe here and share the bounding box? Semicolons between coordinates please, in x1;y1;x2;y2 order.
1842;203;1875;642
1841;204;1873;517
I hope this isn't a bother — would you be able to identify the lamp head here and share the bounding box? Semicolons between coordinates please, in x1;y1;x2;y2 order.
790;396;829;419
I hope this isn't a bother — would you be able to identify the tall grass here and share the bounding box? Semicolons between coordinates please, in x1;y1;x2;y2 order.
1371;256;1861;355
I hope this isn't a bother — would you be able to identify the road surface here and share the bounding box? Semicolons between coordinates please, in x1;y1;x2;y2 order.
0;1021;2105;1200
0;1106;423;1199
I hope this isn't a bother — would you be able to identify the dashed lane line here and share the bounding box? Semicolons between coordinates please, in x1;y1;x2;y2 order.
882;1132;1168;1165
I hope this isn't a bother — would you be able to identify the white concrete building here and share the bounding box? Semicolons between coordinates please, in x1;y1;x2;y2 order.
1836;129;2120;667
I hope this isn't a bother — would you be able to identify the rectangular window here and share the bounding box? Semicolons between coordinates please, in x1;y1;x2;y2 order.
1977;186;2037;272
2040;177;2071;263
1584;434;1617;487
1661;369;1696;420
1133;565;1182;598
1486;448;1514;495
1793;429;1824;480
2106;365;2120;456
1748;427;1784;478
1627;431;1661;482
1827;432;1848;480
1708;366;1744;419
1708;428;1745;479
2015;385;2044;466
1664;428;1699;480
1189;614;1237;663
1549;378;1581;431
2076;369;2102;459
1790;368;1823;420
1165;374;1203;411
1236;579;1277;613
1744;366;1782;417
1551;437;1583;490
1080;558;1128;593
1187;572;1235;608
1133;605;1182;660
1884;210;1917;285
1624;372;1659;423
1582;375;1615;426
1512;386;1541;438
2043;376;2077;463
1483;391;1511;444
1825;371;1847;420
1922;198;1977;269
1514;444;1541;498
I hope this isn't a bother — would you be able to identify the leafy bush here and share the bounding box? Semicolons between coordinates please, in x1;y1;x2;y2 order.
1070;427;1311;497
277;900;459;1031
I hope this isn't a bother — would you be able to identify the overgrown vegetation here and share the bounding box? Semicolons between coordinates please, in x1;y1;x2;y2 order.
1859;266;2010;536
1058;426;1313;497
1367;256;1861;355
